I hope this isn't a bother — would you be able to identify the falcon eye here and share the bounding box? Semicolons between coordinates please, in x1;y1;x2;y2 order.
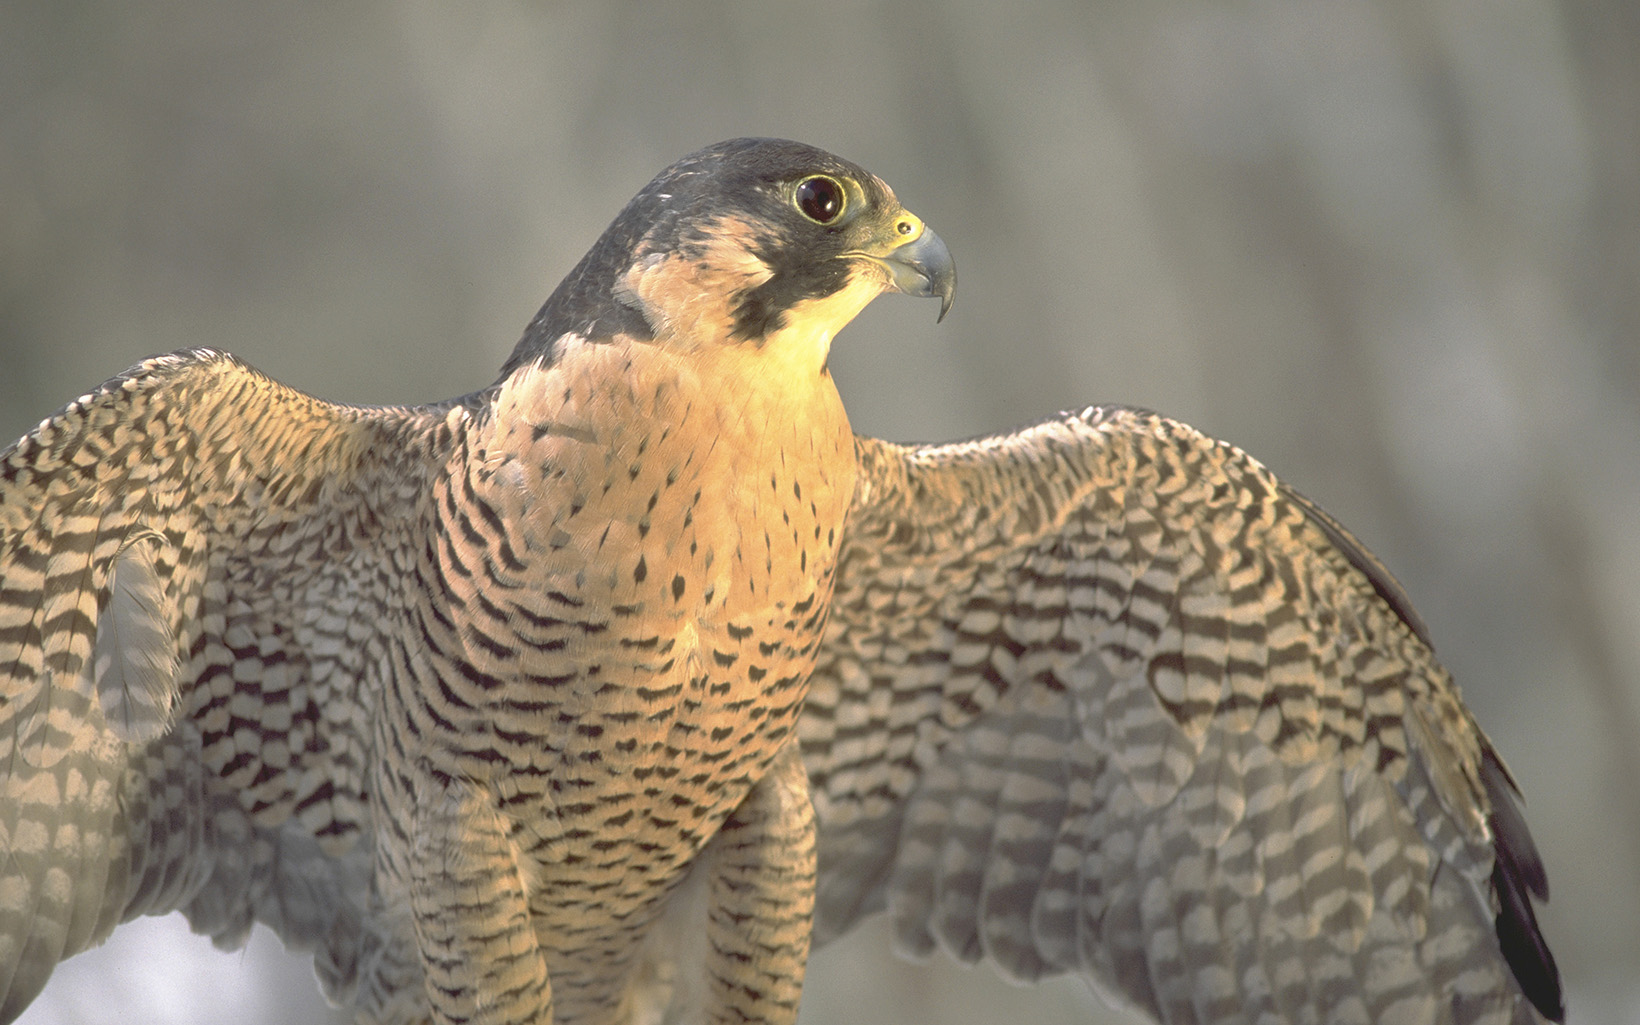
794;175;846;225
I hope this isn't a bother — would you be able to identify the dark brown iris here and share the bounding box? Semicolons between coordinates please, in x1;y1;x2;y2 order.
794;176;845;224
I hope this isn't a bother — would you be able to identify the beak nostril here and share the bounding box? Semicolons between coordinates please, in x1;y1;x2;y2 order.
878;226;955;322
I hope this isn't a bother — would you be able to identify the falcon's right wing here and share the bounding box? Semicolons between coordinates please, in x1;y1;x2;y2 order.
0;349;454;1021
804;405;1560;1025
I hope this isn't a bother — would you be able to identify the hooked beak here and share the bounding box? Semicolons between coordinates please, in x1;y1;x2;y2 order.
880;225;956;322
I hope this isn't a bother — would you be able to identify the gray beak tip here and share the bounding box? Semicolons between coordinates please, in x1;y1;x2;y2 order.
884;226;957;322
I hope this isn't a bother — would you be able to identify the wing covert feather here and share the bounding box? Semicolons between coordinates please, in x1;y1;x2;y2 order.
0;349;451;1019
803;405;1560;1025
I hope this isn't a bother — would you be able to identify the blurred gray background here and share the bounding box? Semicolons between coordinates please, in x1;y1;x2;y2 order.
2;0;1636;1022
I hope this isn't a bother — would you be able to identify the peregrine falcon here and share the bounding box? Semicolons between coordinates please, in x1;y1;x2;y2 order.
0;139;1560;1024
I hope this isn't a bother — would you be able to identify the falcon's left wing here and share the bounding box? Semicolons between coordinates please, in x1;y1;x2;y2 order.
802;406;1560;1025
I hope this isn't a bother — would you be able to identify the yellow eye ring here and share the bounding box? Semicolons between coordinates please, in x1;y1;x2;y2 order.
794;175;846;225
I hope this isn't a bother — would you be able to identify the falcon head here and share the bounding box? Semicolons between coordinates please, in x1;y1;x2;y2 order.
502;138;955;374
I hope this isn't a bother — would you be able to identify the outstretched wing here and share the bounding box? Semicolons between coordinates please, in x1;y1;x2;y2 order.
803;406;1561;1025
0;349;453;1020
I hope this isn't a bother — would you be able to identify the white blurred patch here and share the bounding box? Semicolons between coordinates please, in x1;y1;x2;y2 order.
16;914;345;1025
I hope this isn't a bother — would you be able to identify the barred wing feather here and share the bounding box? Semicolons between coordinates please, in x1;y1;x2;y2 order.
0;349;449;1021
804;406;1561;1025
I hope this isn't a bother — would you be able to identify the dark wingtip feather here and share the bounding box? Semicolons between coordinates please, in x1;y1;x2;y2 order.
1481;748;1563;1021
1292;474;1562;1018
1278;482;1435;648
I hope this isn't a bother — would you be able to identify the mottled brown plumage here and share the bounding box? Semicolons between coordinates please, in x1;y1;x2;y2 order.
0;140;1558;1025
